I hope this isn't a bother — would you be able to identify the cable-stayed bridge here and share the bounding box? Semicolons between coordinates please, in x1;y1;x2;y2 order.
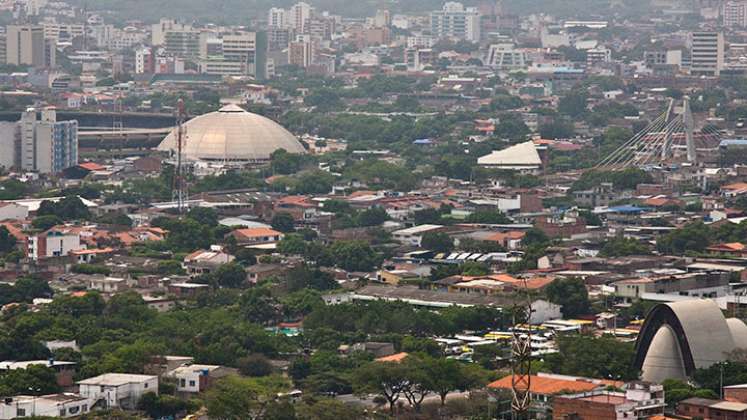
595;98;722;170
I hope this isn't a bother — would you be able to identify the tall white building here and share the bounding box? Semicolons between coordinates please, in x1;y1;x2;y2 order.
724;1;747;27
691;31;724;76
19;108;78;174
290;2;314;33
430;2;481;42
268;7;289;28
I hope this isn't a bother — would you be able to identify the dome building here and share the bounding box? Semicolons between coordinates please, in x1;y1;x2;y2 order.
157;104;306;164
634;300;747;383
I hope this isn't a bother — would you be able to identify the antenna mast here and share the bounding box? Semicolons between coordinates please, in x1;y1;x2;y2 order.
173;99;188;213
511;279;533;419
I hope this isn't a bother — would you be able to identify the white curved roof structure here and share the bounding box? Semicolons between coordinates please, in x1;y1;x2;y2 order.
635;300;747;383
477;141;542;170
158;104;306;162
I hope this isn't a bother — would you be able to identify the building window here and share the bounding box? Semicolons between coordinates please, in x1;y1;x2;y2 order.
180;379;186;387
189;380;196;387
144;382;148;388
17;408;26;417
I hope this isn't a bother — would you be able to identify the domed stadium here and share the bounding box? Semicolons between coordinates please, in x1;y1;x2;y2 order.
157;104;306;163
634;300;747;383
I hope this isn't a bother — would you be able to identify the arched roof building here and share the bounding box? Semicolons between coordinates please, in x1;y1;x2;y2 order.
158;104;306;163
634;300;747;383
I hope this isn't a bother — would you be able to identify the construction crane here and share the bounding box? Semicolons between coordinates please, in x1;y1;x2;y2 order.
172;99;188;213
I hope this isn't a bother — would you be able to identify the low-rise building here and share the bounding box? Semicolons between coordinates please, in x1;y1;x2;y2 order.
77;373;158;409
230;227;284;245
553;382;665;420
0;360;77;387
488;373;610;413
165;364;234;393
0;394;92;419
28;227;84;260
392;224;445;247
183;246;235;277
677;397;747;419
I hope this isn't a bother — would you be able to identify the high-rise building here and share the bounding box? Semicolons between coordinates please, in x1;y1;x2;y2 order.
198;31;269;80
290;2;314;33
586;46;612;67
691;31;724;76
268;27;291;51
151;18;191;46
5;24;47;67
19;108;78;174
42;23;85;43
430;2;481;42
305;17;335;41
164;28;202;58
373;9;391;27
135;47;155;74
724;1;747;27
289;37;314;68
0;33;6;65
268;7;289;29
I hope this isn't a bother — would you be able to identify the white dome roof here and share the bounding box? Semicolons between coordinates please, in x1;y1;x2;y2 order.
157;104;305;162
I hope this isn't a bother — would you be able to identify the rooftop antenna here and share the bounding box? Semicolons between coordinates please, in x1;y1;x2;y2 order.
172;99;188;214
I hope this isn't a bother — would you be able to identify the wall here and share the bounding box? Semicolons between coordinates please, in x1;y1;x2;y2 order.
553;397;617;420
0;122;17;170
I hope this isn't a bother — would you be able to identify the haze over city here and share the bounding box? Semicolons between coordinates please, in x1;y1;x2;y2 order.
3;0;747;419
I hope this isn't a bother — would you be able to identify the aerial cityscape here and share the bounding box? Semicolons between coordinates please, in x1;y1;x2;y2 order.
6;0;747;419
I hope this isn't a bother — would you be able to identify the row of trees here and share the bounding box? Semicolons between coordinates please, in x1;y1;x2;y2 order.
353;356;490;414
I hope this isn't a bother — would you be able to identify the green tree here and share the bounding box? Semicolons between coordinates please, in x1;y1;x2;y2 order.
271;149;309;175
271;213;296;233
137;392;187;419
600;236;650;257
284;265;337;292
0;365;60;395
187;207;219;226
13;277;53;301
544;335;639;381
353;361;409;415
277;234;308;255
38;196;91;220
296;398;364;420
545;277;590;318
327;240;379;271
205;375;290;420
237;354;274;377
421;232;454;253
656;222;712;255
558;90;588;117
418;357;487;406
294;171;335;194
0;226;16;254
357;207;388;227
32;215;63;231
214;262;247;288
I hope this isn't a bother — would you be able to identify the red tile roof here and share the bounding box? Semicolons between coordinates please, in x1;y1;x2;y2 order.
488;375;601;395
375;352;409;363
